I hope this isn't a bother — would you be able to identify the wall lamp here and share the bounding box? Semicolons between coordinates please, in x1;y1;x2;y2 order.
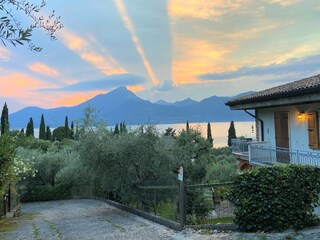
298;110;305;120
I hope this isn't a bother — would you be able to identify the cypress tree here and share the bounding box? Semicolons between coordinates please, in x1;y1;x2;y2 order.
186;121;190;132
46;126;52;141
228;121;237;146
39;114;46;140
207;122;213;146
64;116;69;138
1;102;9;135
26;122;30;137
70;121;74;139
30;117;34;137
26;118;34;137
122;121;127;133
114;123;119;135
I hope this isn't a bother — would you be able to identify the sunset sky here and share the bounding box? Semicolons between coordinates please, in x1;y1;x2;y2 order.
1;0;320;113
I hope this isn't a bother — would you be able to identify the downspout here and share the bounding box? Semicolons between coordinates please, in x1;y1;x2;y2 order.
244;109;264;141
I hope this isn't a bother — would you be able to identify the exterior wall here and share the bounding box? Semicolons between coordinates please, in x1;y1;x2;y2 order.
257;103;320;152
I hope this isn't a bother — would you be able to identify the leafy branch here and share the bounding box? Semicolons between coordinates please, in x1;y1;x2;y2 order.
0;0;63;52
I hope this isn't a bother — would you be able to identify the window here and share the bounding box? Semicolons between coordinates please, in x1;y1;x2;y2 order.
307;112;319;150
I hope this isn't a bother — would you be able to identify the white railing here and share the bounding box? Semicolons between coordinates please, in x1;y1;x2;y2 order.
231;139;320;167
249;143;320;166
231;139;250;154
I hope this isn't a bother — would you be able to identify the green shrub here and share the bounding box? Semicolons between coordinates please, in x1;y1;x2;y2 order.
20;184;72;202
229;165;320;231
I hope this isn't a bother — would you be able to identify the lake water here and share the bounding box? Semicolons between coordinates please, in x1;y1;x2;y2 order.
155;121;256;148
34;121;255;148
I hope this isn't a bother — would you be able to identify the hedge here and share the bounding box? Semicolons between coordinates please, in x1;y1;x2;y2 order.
229;165;320;231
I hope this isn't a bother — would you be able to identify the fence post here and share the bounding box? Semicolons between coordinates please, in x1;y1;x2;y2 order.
179;180;186;228
8;183;11;212
3;194;6;216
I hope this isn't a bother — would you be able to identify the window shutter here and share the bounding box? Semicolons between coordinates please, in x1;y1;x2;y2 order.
307;112;319;149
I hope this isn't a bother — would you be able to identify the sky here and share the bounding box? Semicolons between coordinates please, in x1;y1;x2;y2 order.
1;0;320;113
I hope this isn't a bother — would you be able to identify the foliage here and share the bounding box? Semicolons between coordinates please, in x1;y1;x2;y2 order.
20;184;72;202
70;121;74;140
46;126;51;141
114;123;119;134
17;142;79;201
39;114;46;140
119;121;127;133
0;0;63;51
26;117;34;137
206;147;237;183
172;129;212;221
0;135;14;195
227;121;236;146
1;102;9;135
229;165;320;231
163;127;176;138
64;116;69;138
52;126;72;141
207;122;213;146
173;129;211;183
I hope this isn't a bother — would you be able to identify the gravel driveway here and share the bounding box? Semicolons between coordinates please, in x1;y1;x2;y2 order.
2;199;320;240
0;199;231;240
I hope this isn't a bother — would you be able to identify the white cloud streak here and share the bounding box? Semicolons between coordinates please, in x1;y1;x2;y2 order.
114;0;159;86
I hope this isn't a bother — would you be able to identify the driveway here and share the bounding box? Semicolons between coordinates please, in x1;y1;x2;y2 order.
2;199;320;240
0;199;231;240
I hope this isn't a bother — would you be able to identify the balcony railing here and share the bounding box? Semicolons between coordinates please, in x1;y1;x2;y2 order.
231;139;320;167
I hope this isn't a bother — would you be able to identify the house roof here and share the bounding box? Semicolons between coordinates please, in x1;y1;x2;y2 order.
226;74;320;108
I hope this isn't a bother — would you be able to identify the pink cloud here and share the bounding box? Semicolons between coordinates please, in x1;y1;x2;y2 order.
28;62;60;77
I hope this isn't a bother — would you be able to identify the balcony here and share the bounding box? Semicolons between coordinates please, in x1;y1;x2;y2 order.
231;139;320;167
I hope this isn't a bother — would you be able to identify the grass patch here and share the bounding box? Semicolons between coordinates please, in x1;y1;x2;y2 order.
32;222;42;240
154;201;177;221
199;216;234;224
112;223;126;233
23;212;40;221
43;218;63;239
0;219;16;232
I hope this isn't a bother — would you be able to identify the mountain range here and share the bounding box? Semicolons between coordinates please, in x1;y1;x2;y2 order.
9;87;255;129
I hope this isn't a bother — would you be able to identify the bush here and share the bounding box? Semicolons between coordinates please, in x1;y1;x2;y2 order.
20;184;72;202
229;165;320;231
0;135;15;195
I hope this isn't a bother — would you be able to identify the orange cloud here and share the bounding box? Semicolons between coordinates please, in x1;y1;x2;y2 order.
59;29;126;75
28;62;60;77
169;0;252;19
127;85;145;93
53;90;105;107
172;36;231;84
0;72;57;98
114;0;159;86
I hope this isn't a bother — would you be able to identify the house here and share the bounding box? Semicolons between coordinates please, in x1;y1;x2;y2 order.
225;74;320;170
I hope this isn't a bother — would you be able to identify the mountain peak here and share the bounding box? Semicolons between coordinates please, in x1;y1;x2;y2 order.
111;86;128;92
173;98;198;107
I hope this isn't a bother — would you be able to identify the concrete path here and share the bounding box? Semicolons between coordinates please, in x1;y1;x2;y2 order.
2;199;320;240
